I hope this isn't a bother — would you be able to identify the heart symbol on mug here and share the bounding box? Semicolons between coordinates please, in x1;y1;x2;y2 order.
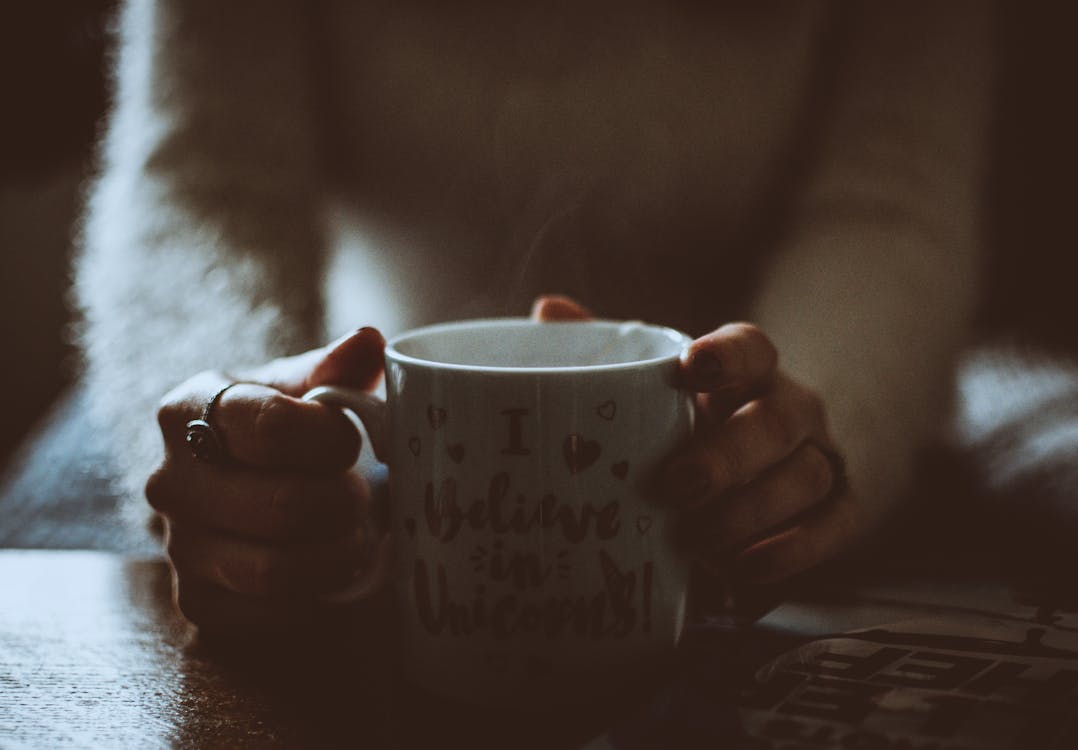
563;434;600;475
447;443;466;464
408;436;421;457
636;516;653;535
611;461;629;479
595;400;617;421
427;406;447;430
403;518;417;538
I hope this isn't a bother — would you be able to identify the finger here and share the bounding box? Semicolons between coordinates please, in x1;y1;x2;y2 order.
660;378;826;507
239;327;386;396
735;491;860;585
146;463;369;542
158;374;361;472
678;442;838;557
166;519;371;597
693;390;751;430
679;323;778;395
530;294;593;321
171;570;321;633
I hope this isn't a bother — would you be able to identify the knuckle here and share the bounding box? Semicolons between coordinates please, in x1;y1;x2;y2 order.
718;324;753;375
157;371;222;432
145;468;171;511
745;323;777;357
156;396;185;435
155;400;172;432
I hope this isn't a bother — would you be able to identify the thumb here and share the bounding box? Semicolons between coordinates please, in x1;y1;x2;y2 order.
240;327;386;397
531;294;593;322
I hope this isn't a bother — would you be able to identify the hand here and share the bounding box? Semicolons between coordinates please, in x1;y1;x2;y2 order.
147;328;391;633
531;295;858;586
663;323;857;587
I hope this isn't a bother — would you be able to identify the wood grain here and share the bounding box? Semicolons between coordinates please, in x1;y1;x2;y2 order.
0;552;321;747
0;551;641;748
7;551;1072;748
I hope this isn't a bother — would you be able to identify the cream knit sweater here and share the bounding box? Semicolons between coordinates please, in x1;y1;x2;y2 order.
76;0;993;536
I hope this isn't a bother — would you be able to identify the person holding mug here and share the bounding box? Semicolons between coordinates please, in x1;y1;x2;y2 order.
150;298;848;629
77;0;992;670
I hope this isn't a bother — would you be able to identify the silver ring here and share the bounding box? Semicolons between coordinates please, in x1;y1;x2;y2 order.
185;383;242;463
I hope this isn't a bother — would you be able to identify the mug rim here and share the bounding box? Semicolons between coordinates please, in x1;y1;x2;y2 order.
385;317;692;374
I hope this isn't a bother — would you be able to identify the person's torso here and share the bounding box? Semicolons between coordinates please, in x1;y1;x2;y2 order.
317;0;834;337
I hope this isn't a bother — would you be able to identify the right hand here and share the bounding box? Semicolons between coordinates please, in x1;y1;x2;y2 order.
147;328;390;633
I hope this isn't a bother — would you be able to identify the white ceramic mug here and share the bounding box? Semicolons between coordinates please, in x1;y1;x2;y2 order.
303;318;694;706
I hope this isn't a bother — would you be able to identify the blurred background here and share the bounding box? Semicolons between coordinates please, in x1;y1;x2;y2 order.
1;2;115;466
0;0;1075;472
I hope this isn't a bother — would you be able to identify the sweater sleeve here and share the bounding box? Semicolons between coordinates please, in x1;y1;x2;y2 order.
74;0;327;516
749;3;994;533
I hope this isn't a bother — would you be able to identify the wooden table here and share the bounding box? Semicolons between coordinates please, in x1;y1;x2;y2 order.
0;550;719;748
0;551;404;748
4;550;1078;749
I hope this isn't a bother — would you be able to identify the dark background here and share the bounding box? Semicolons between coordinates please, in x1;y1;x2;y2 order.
1;1;1075;471
1;2;116;467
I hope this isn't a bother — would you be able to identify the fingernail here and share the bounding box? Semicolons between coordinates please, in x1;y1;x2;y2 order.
691;349;723;388
354;326;385;346
664;462;711;507
325;328;377;355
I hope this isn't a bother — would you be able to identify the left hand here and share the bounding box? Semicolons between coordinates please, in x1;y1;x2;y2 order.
531;295;859;586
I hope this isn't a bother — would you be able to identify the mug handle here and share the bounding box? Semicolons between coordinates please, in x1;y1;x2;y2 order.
302;385;389;462
301;384;391;603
